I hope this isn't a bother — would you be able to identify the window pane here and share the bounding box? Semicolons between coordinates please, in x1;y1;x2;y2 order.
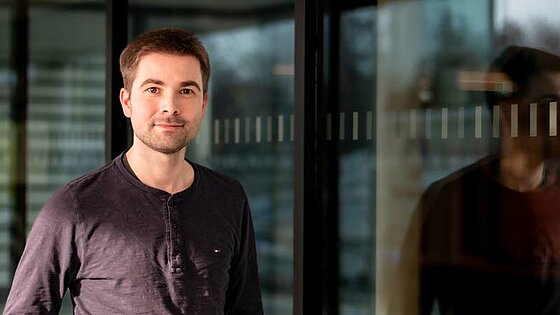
201;22;294;314
378;1;560;314
339;6;376;314
27;3;106;226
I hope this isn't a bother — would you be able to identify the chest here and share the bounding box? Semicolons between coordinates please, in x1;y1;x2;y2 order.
76;194;238;283
435;183;560;264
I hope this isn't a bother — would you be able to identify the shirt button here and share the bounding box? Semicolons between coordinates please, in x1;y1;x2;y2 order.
168;200;175;206
172;223;178;229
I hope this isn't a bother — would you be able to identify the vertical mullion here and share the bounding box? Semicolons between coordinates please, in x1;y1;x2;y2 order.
105;0;129;162
8;0;29;275
294;0;326;314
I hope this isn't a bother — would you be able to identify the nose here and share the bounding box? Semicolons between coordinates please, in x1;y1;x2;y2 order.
160;93;181;115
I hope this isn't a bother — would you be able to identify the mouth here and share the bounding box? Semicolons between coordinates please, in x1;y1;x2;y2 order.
154;123;185;130
156;123;184;127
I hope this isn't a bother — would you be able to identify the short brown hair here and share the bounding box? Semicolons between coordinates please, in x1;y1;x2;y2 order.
486;46;560;108
119;28;211;93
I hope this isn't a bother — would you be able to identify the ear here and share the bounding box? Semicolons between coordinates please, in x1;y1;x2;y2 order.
120;88;132;118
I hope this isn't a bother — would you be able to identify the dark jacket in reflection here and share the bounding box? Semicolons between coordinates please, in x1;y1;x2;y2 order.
420;157;560;315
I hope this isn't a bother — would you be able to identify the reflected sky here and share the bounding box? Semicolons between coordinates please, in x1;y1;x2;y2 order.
495;0;560;29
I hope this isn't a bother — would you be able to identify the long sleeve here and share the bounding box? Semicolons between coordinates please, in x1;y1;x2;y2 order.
4;185;81;314
224;194;263;315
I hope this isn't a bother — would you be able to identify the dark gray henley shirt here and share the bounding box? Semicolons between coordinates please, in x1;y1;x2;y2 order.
3;153;263;314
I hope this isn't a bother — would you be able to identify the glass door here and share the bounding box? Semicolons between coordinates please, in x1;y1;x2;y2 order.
375;1;560;314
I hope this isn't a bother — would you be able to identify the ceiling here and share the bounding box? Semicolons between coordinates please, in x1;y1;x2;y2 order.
0;0;294;62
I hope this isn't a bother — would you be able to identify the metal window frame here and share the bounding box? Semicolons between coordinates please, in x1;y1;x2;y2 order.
294;1;376;314
8;0;29;275
294;1;342;314
105;0;129;161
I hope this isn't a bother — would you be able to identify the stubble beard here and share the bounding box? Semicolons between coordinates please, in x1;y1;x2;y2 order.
136;121;201;155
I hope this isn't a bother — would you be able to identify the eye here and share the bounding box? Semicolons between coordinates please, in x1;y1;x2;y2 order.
180;88;194;95
146;87;159;94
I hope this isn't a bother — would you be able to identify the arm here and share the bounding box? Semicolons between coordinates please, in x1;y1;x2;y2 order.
224;194;263;315
4;185;81;314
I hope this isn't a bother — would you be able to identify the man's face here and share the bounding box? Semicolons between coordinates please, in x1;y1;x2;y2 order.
120;53;207;155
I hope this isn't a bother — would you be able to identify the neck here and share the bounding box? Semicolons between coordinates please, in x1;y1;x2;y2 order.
126;144;194;194
499;148;545;192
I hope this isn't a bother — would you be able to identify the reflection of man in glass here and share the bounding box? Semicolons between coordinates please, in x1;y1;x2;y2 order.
419;46;560;315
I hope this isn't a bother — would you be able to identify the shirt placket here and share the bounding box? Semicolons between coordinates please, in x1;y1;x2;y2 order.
165;196;183;274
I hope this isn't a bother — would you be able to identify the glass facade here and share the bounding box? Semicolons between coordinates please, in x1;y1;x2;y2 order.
378;0;560;314
3;0;560;314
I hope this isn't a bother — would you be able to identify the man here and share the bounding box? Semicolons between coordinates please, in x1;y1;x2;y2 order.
417;46;560;315
4;28;263;314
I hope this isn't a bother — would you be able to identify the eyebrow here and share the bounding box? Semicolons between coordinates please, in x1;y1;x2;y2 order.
140;79;164;87
140;79;201;91
180;80;202;92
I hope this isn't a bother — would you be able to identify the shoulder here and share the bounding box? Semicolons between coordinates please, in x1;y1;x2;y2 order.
418;156;497;218
37;160;121;222
65;159;120;194
423;156;495;198
188;162;251;228
191;161;246;196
